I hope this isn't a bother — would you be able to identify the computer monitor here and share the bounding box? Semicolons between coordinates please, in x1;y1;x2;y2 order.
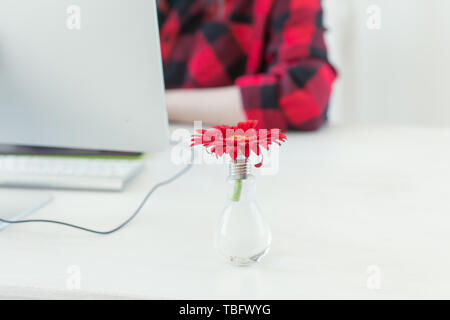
0;0;169;153
0;1;171;223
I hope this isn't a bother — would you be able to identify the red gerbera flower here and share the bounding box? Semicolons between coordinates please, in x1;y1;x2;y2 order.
191;120;287;167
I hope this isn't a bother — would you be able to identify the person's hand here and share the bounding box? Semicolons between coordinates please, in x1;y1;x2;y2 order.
165;86;246;125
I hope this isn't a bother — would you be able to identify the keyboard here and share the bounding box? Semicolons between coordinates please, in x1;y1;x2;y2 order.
0;156;144;191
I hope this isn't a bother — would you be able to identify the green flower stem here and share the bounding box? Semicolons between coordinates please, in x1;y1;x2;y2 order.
231;179;243;202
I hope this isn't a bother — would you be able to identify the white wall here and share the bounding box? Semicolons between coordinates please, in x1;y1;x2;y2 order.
323;0;450;125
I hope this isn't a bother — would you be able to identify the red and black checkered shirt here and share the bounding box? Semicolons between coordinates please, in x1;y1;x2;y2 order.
158;0;337;131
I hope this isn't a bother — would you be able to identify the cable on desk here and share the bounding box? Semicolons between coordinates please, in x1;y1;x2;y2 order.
0;159;193;235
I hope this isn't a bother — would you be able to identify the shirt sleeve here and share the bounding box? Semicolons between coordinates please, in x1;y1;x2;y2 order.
236;0;337;131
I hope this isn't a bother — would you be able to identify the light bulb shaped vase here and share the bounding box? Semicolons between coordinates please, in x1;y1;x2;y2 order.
215;159;271;266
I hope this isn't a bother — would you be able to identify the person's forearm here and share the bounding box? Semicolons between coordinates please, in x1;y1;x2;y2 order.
165;86;246;126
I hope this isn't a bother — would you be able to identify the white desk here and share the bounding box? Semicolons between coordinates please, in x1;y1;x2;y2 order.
1;125;450;299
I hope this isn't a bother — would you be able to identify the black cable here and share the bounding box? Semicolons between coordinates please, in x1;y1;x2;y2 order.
0;161;193;235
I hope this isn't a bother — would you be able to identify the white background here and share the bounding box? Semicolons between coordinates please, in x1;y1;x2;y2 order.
324;0;450;125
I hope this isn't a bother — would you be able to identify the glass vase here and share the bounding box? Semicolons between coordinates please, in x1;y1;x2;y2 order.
214;158;271;266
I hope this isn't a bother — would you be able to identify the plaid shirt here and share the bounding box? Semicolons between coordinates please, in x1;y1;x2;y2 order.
158;0;337;130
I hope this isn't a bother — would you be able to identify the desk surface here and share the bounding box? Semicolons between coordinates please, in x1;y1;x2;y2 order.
1;125;450;299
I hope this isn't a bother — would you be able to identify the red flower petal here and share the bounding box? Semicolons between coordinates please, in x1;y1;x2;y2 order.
191;121;286;167
237;120;258;131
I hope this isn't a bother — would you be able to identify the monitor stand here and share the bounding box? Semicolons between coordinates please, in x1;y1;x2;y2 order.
0;190;53;230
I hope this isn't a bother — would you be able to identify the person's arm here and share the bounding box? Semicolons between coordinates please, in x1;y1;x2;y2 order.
236;0;337;131
165;0;336;130
165;86;246;126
